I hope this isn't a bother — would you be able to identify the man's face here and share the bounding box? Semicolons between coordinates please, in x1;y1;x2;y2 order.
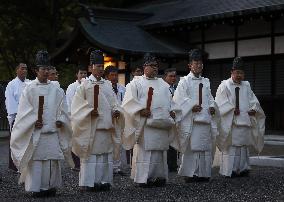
36;66;50;82
76;70;88;81
188;60;203;75
91;64;104;79
132;68;143;76
16;64;28;80
106;71;118;85
231;69;245;84
48;69;58;81
144;62;158;78
164;71;177;86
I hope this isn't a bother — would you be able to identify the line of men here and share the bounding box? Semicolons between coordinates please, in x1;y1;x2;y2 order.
5;49;265;198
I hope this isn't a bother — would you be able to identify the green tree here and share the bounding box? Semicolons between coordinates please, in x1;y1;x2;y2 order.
0;0;148;81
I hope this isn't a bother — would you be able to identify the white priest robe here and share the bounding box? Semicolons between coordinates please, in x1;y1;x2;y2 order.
122;75;181;184
66;80;81;114
215;78;265;176
71;75;122;187
172;72;219;178
10;79;74;192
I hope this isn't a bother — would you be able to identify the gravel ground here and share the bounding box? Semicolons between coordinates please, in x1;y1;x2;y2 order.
0;165;283;202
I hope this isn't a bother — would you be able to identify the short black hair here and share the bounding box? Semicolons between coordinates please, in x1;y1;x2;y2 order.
164;68;176;76
76;63;88;73
104;65;118;76
49;66;56;70
16;63;27;70
131;66;142;73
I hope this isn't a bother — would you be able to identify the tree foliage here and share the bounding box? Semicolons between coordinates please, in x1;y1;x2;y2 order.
0;0;147;81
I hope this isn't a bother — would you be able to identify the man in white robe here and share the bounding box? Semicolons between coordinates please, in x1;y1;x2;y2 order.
173;49;219;182
215;57;265;178
0;84;6;181
66;64;88;171
130;66;143;79
66;64;88;114
104;65;128;175
71;50;121;192
10;51;73;197
48;66;59;81
5;63;30;172
122;53;180;187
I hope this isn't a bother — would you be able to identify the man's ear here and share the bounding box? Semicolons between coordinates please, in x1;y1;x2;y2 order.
188;63;191;70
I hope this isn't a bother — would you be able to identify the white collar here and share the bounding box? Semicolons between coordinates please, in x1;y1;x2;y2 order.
142;75;158;80
188;72;202;80
35;78;51;85
229;77;242;86
89;74;105;84
16;77;27;83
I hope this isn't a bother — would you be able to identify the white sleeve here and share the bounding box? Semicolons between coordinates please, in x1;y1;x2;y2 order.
66;84;73;113
5;82;18;116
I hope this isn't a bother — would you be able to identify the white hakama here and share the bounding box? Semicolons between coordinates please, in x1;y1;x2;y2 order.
25;160;62;192
219;124;251;176
178;123;212;178
113;147;128;171
131;143;168;184
80;153;113;186
79;130;114;186
25;132;64;192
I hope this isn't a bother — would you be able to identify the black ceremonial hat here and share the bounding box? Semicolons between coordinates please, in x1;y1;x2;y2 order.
143;53;159;66
189;49;203;62
35;50;50;67
90;50;104;65
232;57;244;70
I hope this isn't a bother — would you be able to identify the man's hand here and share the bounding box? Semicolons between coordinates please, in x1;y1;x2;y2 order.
112;110;120;118
91;110;99;117
209;107;215;115
35;120;43;129
234;108;240;116
140;109;151;118
192;105;202;113
170;111;176;119
56;121;63;128
248;109;256;116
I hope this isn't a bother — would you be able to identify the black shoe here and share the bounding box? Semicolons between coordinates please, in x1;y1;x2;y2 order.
80;186;94;192
138;183;149;188
100;183;111;191
114;170;127;176
197;177;210;182
138;178;155;188
32;190;49;198
48;188;56;197
184;177;194;183
93;183;102;192
231;171;239;178
239;170;250;177
32;192;43;198
147;178;156;187
153;177;166;187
